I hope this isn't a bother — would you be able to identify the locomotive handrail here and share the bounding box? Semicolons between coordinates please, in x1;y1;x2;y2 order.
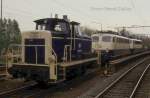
50;46;58;78
7;46;22;64
64;45;72;62
8;44;58;64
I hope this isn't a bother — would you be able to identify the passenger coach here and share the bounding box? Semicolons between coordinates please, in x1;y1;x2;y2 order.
130;39;143;53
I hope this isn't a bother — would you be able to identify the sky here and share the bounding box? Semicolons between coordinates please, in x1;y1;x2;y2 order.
2;0;150;35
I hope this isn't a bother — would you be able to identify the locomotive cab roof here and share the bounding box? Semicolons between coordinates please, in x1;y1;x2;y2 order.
34;18;69;24
34;18;80;26
34;18;80;31
92;33;130;39
70;21;80;25
34;18;71;34
33;18;90;39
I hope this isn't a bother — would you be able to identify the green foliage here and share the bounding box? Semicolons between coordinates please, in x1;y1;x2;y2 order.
96;30;119;35
0;18;21;54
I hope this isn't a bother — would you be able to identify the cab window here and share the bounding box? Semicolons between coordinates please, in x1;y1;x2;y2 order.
36;24;46;30
54;22;67;32
74;25;82;36
102;36;111;42
92;36;99;42
36;21;69;33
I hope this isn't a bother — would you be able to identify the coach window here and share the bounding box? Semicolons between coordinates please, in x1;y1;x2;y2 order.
102;36;111;42
116;38;119;43
120;38;123;43
136;41;141;45
113;37;116;42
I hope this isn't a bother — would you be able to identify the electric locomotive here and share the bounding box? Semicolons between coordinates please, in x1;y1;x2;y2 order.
92;33;131;59
8;15;98;84
92;33;143;61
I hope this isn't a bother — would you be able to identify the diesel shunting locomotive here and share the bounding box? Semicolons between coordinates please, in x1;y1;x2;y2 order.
8;15;98;84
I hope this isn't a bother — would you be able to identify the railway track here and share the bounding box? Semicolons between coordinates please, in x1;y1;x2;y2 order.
94;57;150;98
0;81;37;98
1;56;150;98
0;68;100;98
133;62;150;98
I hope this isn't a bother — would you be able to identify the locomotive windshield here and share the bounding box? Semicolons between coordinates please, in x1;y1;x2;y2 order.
37;24;46;30
74;25;82;36
102;36;111;42
50;22;68;32
92;36;99;42
70;21;89;37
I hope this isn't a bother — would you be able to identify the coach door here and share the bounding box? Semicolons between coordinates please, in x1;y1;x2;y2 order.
25;39;45;64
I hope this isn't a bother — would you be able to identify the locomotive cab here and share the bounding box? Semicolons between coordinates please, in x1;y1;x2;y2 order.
35;18;70;36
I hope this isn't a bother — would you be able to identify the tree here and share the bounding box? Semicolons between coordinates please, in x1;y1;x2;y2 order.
0;18;21;54
81;26;96;36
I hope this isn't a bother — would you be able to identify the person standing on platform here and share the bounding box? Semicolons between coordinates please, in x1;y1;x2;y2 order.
103;48;111;75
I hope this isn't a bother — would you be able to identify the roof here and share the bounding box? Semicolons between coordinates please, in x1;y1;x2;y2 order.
34;18;80;25
34;18;69;24
92;33;130;40
70;21;80;25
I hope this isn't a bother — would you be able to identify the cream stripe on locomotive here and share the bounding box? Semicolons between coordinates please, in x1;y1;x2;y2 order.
52;37;91;41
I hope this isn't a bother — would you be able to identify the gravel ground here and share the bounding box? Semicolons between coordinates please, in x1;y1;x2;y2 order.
0;77;35;93
78;58;148;98
134;64;150;98
0;69;104;98
101;58;150;98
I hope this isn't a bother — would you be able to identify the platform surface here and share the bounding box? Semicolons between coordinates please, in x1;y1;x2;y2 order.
110;51;150;65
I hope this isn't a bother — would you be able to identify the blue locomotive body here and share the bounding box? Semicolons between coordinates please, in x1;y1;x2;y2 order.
34;18;92;63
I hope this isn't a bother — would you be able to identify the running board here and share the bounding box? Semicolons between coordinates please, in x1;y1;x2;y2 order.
59;57;98;67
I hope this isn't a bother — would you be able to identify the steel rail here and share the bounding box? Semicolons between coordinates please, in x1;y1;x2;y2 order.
129;63;150;98
0;82;37;96
94;58;148;98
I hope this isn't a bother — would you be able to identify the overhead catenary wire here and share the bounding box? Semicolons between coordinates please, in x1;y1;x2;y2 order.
129;0;148;33
3;0;150;33
50;0;101;24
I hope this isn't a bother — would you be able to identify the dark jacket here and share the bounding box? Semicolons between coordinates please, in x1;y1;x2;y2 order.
103;51;112;63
